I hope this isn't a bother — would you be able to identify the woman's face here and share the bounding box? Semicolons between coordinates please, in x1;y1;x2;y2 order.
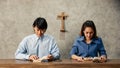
33;26;46;37
83;27;94;40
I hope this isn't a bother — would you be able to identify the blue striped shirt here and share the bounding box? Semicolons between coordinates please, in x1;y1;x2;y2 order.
15;34;60;60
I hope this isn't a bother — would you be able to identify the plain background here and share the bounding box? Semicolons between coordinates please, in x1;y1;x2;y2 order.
0;0;120;59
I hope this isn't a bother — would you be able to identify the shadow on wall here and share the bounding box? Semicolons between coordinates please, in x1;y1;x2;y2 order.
114;0;120;58
114;0;120;42
113;0;120;11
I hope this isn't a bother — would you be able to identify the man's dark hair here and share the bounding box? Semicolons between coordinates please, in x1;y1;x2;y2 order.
33;17;48;30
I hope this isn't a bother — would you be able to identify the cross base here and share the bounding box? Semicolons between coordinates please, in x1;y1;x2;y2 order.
60;29;65;32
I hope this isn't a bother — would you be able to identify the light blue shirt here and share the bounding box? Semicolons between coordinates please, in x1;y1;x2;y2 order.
15;34;60;60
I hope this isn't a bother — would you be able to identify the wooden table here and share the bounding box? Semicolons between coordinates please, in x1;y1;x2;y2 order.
0;59;119;68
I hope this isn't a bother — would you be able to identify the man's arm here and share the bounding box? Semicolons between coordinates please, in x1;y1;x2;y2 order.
15;39;30;59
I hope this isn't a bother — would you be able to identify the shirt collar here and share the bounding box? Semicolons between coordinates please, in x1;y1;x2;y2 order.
34;34;44;40
78;36;98;44
78;36;85;41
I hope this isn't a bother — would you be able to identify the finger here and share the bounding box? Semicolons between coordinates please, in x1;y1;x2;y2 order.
32;56;38;60
77;58;84;62
77;59;84;62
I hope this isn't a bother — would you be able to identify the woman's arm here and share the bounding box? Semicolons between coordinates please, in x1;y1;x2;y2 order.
71;54;84;62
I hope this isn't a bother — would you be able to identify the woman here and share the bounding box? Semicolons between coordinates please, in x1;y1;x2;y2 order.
70;20;107;62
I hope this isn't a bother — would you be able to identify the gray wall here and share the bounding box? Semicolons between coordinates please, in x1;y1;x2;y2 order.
0;0;120;59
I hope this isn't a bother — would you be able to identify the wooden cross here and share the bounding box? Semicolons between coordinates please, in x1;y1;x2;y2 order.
57;12;68;32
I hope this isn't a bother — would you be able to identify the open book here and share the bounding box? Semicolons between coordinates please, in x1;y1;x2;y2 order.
83;57;102;63
33;56;49;62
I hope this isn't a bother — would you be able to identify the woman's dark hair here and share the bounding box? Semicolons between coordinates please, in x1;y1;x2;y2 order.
80;20;97;38
32;17;48;30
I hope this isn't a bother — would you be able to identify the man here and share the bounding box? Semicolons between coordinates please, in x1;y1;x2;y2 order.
15;17;60;62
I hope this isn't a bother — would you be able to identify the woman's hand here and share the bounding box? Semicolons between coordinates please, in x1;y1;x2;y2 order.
77;57;84;62
100;55;107;62
71;55;84;62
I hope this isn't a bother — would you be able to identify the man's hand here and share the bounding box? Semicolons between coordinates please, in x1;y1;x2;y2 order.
32;55;54;62
29;55;39;61
47;55;54;61
40;55;54;61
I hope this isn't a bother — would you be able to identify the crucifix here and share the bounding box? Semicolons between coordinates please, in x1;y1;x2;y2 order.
57;12;68;32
